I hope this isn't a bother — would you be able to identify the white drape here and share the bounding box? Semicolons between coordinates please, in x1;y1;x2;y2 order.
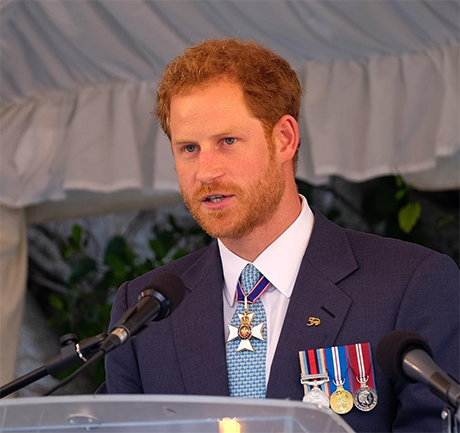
1;0;459;207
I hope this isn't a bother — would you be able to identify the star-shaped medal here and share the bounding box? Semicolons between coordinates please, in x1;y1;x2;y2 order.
227;310;265;352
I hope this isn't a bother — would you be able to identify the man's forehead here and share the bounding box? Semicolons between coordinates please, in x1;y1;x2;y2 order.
175;74;240;96
168;77;264;143
170;82;251;119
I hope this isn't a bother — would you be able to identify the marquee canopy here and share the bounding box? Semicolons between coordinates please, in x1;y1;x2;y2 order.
1;0;459;210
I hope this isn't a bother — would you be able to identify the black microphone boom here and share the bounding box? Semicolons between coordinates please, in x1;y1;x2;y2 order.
377;330;460;409
101;273;186;353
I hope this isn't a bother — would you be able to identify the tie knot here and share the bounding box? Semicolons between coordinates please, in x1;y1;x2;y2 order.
239;263;262;295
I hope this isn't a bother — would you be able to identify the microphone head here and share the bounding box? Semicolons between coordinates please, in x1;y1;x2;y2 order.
377;330;433;383
140;273;187;319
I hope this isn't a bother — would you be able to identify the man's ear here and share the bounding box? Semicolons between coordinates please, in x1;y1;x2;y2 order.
273;115;299;164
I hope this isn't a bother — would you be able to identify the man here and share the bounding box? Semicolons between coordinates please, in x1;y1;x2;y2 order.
105;39;459;432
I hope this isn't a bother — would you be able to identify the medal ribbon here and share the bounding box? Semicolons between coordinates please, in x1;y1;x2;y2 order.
325;346;353;394
347;343;377;393
299;351;309;395
317;348;331;396
299;349;330;395
235;275;271;304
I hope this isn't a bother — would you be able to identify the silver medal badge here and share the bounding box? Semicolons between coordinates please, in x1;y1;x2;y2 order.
301;373;330;408
353;376;378;411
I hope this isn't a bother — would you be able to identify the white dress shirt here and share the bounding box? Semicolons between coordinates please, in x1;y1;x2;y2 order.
218;195;315;384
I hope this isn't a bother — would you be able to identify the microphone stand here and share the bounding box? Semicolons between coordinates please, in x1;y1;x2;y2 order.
0;332;106;398
442;405;459;433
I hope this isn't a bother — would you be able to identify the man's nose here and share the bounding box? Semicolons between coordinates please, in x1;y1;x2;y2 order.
196;149;225;184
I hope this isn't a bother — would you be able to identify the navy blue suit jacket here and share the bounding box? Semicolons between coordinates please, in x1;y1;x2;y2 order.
105;210;459;432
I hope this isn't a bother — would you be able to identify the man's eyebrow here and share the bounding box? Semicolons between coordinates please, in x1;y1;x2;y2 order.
213;128;245;137
173;128;247;146
172;139;196;146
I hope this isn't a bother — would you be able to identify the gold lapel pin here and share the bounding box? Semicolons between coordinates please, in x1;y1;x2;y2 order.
307;317;321;326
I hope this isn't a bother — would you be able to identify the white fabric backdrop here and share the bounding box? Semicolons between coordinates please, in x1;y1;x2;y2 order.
1;0;459;208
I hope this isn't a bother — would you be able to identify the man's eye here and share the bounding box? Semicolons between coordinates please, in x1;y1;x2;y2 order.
185;145;196;153
223;138;236;145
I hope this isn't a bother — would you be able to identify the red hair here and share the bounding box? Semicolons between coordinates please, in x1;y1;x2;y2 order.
155;38;302;167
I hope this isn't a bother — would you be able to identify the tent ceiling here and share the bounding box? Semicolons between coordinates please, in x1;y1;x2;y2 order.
1;0;459;210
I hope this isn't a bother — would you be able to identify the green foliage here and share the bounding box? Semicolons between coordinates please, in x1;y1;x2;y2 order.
68;257;97;284
361;176;422;238
398;202;421;234
46;215;211;387
298;176;426;238
437;214;455;230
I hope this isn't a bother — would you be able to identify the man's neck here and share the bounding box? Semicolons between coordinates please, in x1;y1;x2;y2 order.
220;192;302;262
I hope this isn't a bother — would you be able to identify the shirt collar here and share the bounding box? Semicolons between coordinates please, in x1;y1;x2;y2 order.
219;195;314;306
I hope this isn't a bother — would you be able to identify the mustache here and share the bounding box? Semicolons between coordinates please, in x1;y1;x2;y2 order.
193;181;243;199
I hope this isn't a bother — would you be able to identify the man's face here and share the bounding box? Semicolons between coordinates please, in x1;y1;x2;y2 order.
169;79;285;240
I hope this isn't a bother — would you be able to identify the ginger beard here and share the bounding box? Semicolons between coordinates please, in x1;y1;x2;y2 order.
180;141;286;240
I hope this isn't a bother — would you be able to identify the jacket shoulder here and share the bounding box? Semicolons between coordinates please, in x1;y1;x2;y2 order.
343;226;453;268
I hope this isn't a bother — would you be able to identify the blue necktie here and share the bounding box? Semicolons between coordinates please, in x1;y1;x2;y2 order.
226;264;267;398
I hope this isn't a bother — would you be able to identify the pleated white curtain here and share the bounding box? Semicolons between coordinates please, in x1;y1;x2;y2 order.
1;0;459;208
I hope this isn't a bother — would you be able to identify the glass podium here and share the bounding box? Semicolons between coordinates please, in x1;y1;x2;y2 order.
0;395;355;432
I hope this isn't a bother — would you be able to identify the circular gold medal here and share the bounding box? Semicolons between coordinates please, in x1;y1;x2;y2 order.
330;387;354;414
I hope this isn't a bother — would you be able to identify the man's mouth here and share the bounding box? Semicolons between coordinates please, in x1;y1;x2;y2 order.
203;194;231;203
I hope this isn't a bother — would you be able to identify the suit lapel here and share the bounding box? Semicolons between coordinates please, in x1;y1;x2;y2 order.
267;210;357;400
171;244;230;396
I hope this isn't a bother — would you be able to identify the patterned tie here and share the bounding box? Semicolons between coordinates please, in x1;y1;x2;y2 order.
226;264;268;398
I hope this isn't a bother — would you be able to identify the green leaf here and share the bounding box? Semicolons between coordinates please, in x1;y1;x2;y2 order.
49;294;64;310
157;230;176;252
64;225;86;259
98;304;113;324
168;214;180;232
63;245;78;259
70;225;82;248
124;247;137;268
149;239;167;260
68;257;97;283
95;270;114;292
398;202;421;234
437;214;455;229
395;189;406;201
135;260;154;277
172;248;189;260
105;254;127;280
104;236;138;269
104;236;128;261
395;176;405;189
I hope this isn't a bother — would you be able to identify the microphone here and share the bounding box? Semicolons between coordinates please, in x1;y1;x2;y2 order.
377;330;460;408
101;273;186;353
